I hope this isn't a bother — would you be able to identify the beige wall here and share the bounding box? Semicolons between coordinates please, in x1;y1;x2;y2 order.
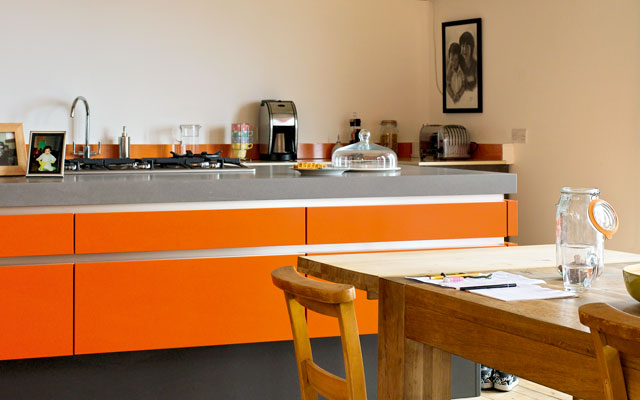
4;0;639;252
427;0;640;252
0;0;429;145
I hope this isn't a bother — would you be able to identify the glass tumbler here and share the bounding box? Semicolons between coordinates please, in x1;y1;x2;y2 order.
178;124;201;154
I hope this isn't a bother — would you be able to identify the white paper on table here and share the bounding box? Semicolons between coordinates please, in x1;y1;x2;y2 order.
406;271;545;290
469;284;577;301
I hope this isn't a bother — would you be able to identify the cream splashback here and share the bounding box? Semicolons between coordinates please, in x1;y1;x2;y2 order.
0;0;430;145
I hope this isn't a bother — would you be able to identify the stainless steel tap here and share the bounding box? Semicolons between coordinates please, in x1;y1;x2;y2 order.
70;96;101;158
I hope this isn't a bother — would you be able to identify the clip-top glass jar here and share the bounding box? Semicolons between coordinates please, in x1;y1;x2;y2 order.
556;187;619;289
556;188;603;291
379;120;398;153
332;130;398;169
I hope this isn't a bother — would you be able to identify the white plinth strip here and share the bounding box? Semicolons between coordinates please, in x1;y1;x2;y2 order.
0;195;505;215
0;237;505;266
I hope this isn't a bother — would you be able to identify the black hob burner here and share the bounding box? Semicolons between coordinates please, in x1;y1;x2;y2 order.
65;151;255;174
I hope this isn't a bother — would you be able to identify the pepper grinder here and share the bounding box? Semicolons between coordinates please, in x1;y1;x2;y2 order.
118;126;131;158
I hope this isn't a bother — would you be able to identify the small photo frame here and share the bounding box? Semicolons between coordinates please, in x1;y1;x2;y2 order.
442;18;483;113
27;131;66;177
0;123;28;176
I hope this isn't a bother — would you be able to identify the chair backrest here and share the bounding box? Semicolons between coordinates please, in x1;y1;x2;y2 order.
271;265;367;400
579;302;640;400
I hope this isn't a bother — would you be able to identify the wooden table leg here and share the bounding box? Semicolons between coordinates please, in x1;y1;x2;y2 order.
405;338;451;399
378;278;452;399
378;278;406;399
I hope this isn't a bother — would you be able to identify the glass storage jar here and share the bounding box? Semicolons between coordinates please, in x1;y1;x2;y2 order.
379;120;398;153
555;187;618;288
332;130;398;170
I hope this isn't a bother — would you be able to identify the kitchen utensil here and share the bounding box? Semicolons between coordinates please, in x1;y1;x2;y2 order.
177;124;201;154
332;130;398;170
258;100;298;161
556;187;619;286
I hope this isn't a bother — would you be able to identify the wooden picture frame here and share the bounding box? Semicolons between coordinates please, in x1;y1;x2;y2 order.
0;123;28;176
442;18;483;113
27;131;66;177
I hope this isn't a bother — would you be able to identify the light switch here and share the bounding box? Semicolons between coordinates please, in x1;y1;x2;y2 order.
511;128;527;144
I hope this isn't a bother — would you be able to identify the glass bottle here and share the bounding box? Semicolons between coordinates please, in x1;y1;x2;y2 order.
556;188;604;286
331;134;343;154
379;120;398;153
349;112;361;144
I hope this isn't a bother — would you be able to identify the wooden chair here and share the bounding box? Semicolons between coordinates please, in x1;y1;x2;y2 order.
271;265;367;400
579;302;640;400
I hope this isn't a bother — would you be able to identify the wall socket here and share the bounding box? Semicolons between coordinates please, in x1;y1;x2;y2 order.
511;128;527;144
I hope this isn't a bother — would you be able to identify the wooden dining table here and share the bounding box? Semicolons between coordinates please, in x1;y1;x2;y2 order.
297;245;640;399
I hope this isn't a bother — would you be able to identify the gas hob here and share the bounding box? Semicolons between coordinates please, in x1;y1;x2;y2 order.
65;151;256;174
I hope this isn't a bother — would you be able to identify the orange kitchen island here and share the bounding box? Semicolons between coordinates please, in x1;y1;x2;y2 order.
0;164;516;399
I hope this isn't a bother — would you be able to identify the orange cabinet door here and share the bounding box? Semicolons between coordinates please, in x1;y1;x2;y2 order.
0;264;73;360
0;214;74;257
301;253;379;338
75;255;298;354
306;202;510;245
75;208;305;254
307;285;378;338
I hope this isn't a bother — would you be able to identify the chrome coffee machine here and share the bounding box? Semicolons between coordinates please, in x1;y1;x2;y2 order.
259;100;298;161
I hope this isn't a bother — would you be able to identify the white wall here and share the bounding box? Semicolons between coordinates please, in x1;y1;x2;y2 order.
427;0;640;252
0;0;430;145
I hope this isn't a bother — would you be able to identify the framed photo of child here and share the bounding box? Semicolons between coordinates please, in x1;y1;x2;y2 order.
27;131;66;177
0;123;28;176
442;18;483;113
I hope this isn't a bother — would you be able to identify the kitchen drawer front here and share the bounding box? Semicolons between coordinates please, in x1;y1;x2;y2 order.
306;202;510;245
75;255;297;354
307;286;378;338
75;208;305;254
0;264;73;360
0;214;74;257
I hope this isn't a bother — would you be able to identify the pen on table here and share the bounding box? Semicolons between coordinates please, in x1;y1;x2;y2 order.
459;283;517;291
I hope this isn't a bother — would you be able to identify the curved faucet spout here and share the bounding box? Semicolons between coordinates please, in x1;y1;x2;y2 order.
70;96;90;118
70;96;99;158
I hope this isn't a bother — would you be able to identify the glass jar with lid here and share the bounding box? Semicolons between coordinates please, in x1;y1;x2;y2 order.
555;187;618;289
379;120;398;153
332;130;398;170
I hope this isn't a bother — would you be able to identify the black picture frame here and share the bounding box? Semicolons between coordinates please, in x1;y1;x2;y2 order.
442;18;482;113
27;131;66;177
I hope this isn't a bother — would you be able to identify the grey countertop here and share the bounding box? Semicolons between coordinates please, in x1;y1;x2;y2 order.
0;165;516;207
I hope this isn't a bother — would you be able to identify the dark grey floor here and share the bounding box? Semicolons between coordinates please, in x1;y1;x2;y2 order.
0;335;477;399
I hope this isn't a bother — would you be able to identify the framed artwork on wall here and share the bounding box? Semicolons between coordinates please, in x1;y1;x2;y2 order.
27;131;66;177
0;123;28;176
442;18;483;113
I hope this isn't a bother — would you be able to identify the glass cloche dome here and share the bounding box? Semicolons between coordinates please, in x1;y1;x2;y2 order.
332;130;398;169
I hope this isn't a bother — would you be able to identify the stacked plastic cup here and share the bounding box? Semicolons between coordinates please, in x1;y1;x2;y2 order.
231;123;253;159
